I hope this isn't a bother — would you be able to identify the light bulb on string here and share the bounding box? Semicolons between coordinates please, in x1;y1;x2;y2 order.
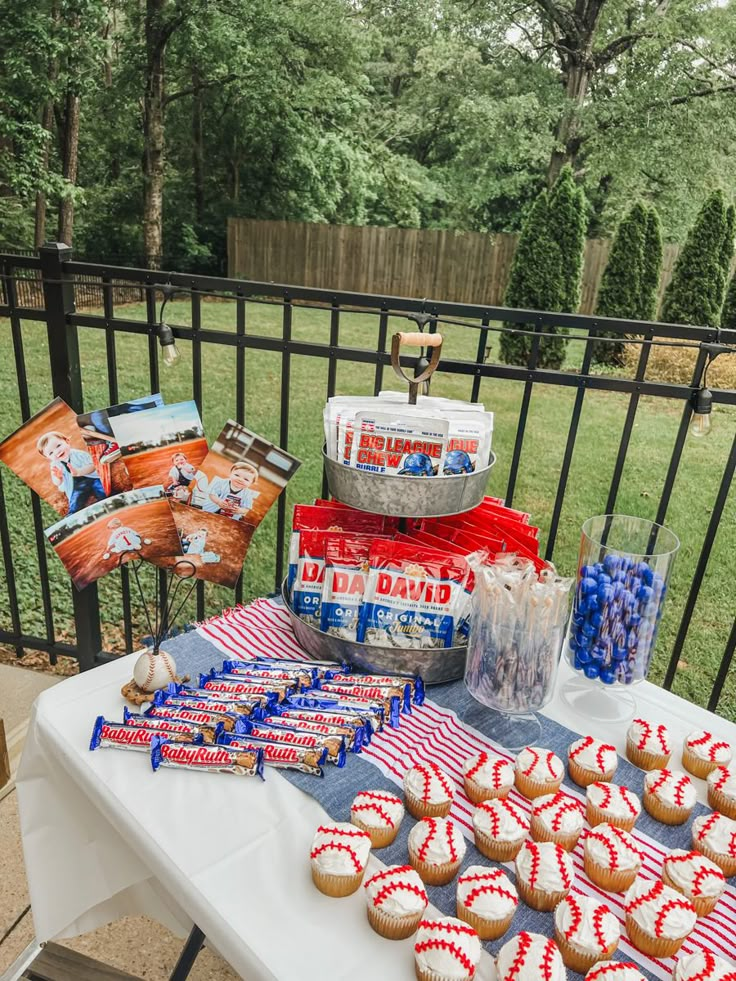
689;386;712;438
157;320;180;368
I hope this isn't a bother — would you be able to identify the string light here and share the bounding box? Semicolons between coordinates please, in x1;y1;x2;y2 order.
157;285;182;368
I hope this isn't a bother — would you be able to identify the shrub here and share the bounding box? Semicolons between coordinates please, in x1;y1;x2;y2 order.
593;204;647;365
639;207;663;321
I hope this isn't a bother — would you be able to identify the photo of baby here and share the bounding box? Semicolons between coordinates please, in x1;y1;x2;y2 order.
102;517;153;565
167;450;197;502
162;501;252;588
77;394;163;497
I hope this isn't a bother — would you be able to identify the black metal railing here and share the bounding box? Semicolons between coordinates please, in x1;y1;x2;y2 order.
1;243;734;714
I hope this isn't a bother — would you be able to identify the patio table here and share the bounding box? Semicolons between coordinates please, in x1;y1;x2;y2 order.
15;624;736;981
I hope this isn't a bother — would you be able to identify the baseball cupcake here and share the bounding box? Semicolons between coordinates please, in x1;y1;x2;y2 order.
624;878;696;958
586;963;646;981
568;736;618;787
586;782;641;832
463;752;514;803
472;797;529;862
456;865;518;940
515;746;565;799
496;932;566;981
662;849;726;917
626;718;671;771
530;791;585;851
404;761;455;819
515;839;574;911
672;951;736;981
642;768;696;825
707;765;736;820
682;731;733;780
414;917;481;981
692;811;736;877
408;816;466;885
554;894;620;973
363;864;428;939
310;822;372;897
583;824;642;893
350;789;404;848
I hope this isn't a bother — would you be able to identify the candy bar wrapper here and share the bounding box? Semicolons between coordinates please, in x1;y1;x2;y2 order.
219;734;325;777
144;703;243;733
318;681;410;716
236;719;346;766
204;671;297;699
261;714;362;753
221;660;316;689
90;717;203;752
123;706;221;744
269;707;368;749
198;676;283;704
326;672;425;706
153;688;265;718
159;681;272;711
151;737;265;778
250;656;348;677
288;691;396;729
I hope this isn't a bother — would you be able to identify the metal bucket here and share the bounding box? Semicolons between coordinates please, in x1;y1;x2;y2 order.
281;581;467;685
322;447;496;518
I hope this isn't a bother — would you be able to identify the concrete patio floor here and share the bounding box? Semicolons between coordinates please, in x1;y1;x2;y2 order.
0;663;240;980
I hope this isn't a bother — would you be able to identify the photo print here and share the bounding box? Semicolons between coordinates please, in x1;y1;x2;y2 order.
0;397;117;517
162;501;255;589
45;485;181;590
188;421;301;528
108;399;207;497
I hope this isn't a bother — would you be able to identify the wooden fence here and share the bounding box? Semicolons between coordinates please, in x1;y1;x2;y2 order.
228;218;686;316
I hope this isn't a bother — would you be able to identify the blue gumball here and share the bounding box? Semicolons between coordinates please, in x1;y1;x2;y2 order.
612;581;625;600
598;584;614;604
582;621;597;639
591;612;603;629
627;612;642;628
581;577;598;595
574;654;585;671
637;585;653;605
600;667;617;685
643;566;654;586
591;645;607;662
581;565;596;579
612;570;627;583
577;647;592;665
603;554;620;575
597;573;612;587
584;663;600;679
585;595;600;614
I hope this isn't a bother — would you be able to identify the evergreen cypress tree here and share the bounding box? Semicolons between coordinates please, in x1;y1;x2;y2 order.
639;207;663;321
593;204;647;365
661;190;728;328
548;165;587;313
721;272;736;331
721;205;735;277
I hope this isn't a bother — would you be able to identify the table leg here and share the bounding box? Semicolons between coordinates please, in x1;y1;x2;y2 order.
168;924;206;981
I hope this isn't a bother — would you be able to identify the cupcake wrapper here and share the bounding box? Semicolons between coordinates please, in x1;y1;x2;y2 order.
585;801;638;833
404;790;452;820
514;771;562;800
408;851;462;886
463;775;510;805
707;786;736;821
530;814;581;851
692;838;736;878
625;738;670;772
473;828;524;863
416;964;476;981
583;853;640;893
625;916;689;959
662;865;722;918
554;929;617;973
367;903;425;940
643;793;693;826
456;902;514;941
682;746;721;780
351;815;400;849
311;865;365;897
568;757;616;788
516;876;569;911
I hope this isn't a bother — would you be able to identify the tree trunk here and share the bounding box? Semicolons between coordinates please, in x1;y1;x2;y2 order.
547;61;592;184
142;0;166;269
57;90;80;246
35;101;55;248
192;66;204;225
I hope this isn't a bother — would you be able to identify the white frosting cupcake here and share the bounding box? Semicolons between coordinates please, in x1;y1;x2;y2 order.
568;736;618;785
463;751;514;802
692;811;736;876
515;839;574;910
408;817;467;885
643;768;696;825
364;864;428;939
350;789;404;847
685;731;732;764
586;962;647;981
707;765;736;819
515;746;565;796
456;866;518;940
472;797;529;862
404;761;455;818
626;718;671;770
583;824;642;893
414;916;481;981
624;878;696;956
531;791;585;849
672;951;736;981
662;849;726;916
496;931;566;981
554;895;620;970
310;822;372;897
586;782;641;831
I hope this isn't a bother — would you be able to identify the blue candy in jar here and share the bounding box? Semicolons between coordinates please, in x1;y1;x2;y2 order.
584;663;600;679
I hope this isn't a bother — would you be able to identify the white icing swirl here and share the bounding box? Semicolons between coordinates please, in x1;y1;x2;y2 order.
627;718;671;756
586;782;641;820
663;850;725;898
686;731;733;764
414;917;481;980
310;822;371;875
409;817;466;866
586;962;647;981
584;825;642;871
457;865;518;918
496;931;566;981
364;864;427;916
624;878;697;940
692;812;736;857
532;792;584;835
707;765;736;800
569;736;618;775
463;752;515;791
554;895;620;953
644;768;696;809
404;761;455;804
515;840;574;894
516;746;564;782
350;790;404;829
672;951;736;981
473;798;529;842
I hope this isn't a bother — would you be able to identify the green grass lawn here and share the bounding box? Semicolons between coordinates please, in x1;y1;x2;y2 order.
1;298;734;719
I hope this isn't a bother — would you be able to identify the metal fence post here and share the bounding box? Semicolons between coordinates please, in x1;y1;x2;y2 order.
39;242;103;671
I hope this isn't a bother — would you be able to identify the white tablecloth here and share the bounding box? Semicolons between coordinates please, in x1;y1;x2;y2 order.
16;654;736;981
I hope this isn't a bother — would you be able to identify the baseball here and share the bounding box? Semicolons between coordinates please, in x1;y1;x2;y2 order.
133;649;178;692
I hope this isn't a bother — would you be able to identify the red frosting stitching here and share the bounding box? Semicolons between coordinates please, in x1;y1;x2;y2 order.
366;865;413;887
689;732;713;748
591;903;610;952
352;801;395;827
416;762;453;803
589;963;641;981
563;895;582;940
708;740;731;762
540;937;556;981
504;931;533;981
464;881;517;909
445;819;458;863
521;747;540;777
315;825;369;839
695;812;720;841
625;879;663;913
525;842;541;890
713;767;731;791
414;940;475;976
683;951;716;981
653;898;695;938
373;879;427;908
569;736;594;761
417;818;437;862
673;774;691;807
465;752;489;782
310;840;363;872
647;769;672;797
493;758;510;787
633;719;651;751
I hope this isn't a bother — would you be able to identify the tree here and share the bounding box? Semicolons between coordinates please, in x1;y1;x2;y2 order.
661;191;729;329
639;207;663;321
721;273;736;332
594;203;648;364
547;165;587;312
720;204;735;281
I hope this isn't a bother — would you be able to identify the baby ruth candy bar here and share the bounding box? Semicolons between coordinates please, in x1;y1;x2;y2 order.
220;660;316;688
318;680;412;714
144;703;242;734
219;734;326;777
270;707;367;749
150;736;264;778
123;706;220;744
327;671;425;705
261;715;361;753
90;716;202;752
153;688;264;718
286;692;388;730
198;675;285;704
236;718;346;766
